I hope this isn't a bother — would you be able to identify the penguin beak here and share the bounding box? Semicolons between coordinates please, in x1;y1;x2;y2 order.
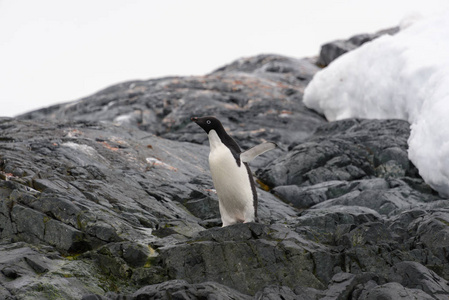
191;117;198;122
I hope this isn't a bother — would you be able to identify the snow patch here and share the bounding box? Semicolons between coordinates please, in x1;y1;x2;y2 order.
303;11;449;197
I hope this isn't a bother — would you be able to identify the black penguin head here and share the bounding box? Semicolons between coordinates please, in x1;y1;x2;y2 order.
191;116;223;134
191;116;242;158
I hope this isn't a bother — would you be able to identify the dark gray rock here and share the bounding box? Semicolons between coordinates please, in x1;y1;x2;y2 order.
254;286;299;300
131;280;252;300
257;119;440;221
318;39;358;67
254;285;324;300
318;27;399;66
24;255;49;274
1;267;19;279
83;241;151;282
0;119;210;246
0;99;305;298
272;179;388;209
84;280;255;300
1;41;448;300
390;261;449;299
358;282;434;300
82;295;110;300
293;205;381;245
18;54;325;155
153;223;337;295
312;183;439;217
413;210;449;254
0;242;105;299
321;272;378;300
212;54;320;86
257;119;419;188
337;222;394;248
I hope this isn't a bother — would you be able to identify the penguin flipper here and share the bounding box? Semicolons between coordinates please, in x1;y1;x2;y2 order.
240;142;277;163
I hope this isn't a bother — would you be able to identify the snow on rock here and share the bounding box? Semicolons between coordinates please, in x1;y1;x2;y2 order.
303;11;449;198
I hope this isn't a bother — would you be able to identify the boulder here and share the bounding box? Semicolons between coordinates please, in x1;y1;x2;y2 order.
390;261;449;299
0;242;104;299
357;282;434;300
254;285;324;300
154;223;335;295
318;27;399;67
257;119;419;188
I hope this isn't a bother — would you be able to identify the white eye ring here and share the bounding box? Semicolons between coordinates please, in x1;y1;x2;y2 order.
206;120;211;124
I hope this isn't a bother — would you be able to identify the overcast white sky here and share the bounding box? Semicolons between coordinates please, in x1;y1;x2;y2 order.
1;0;448;117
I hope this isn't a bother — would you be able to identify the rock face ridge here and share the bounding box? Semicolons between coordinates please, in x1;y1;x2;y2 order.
0;34;448;299
317;27;399;67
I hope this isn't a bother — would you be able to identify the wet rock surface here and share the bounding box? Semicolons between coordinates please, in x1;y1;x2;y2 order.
1;40;448;299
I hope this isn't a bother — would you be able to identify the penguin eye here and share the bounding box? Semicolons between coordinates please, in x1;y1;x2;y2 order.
206;120;211;125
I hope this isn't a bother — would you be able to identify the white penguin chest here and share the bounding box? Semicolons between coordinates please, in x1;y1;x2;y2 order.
207;131;253;207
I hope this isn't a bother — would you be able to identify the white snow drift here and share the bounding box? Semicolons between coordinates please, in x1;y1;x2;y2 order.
303;11;449;197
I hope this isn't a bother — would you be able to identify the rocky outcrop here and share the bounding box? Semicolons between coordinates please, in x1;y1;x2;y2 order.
1;44;448;299
19;55;323;155
317;27;399;67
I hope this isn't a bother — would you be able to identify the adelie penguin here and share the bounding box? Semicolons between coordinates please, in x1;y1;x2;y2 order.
191;116;277;227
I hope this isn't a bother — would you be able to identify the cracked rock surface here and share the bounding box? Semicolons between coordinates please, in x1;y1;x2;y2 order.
1;41;448;299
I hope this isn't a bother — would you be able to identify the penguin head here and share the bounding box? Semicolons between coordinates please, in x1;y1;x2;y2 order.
191;116;223;134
